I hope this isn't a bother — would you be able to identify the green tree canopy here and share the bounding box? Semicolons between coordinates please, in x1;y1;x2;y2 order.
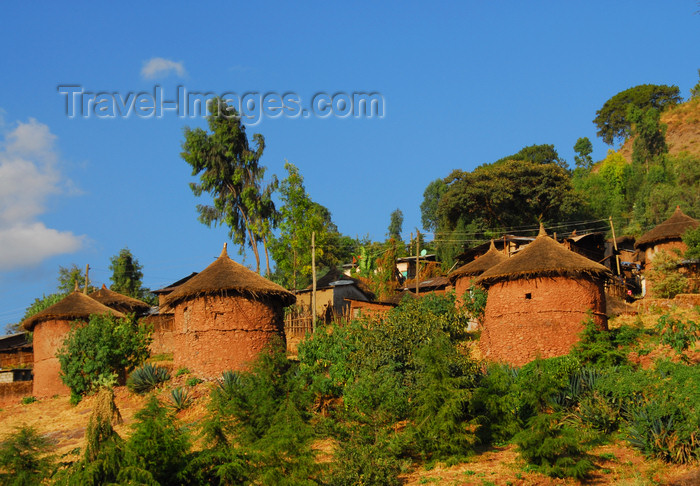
573;137;594;170
109;248;146;299
420;178;448;232
437;158;585;233
181;99;278;275
269;162;352;290
387;209;403;242
493;143;568;169
593;84;681;145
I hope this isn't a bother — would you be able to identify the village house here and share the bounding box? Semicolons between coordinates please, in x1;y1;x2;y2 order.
294;268;374;322
89;284;152;315
476;225;611;367
161;243;296;377
22;290;124;397
634;206;699;296
449;240;507;305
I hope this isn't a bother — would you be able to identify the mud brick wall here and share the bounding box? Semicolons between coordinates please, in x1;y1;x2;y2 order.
349;300;394;319
141;314;175;356
453;276;477;307
172;294;286;377
0;382;33;406
480;276;607;367
32;319;74;397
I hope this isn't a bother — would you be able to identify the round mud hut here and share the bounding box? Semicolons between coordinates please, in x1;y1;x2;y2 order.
448;240;507;304
162;243;296;377
22;291;124;397
475;226;611;366
635;206;699;265
89;284;151;316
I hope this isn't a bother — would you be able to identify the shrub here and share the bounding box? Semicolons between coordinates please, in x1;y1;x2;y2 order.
655;314;699;356
57;313;152;401
0;426;54;486
570;319;641;367
21;396;37;405
648;250;688;298
408;335;480;461
175;367;190;377
124;396;195;485
186;377;203;387
514;412;594;479
127;363;171;394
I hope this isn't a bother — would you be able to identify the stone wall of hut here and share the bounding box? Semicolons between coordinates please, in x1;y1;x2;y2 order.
172;294;285;377
453;276;475;307
480;276;607;366
32;319;73;397
141;314;175;357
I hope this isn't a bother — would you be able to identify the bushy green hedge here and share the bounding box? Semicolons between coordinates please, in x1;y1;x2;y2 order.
57;313;151;402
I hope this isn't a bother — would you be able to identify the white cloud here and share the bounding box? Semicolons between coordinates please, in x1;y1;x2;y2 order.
0;118;83;270
141;57;186;79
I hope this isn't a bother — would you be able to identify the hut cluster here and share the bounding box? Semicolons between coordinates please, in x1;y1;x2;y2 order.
0;207;698;402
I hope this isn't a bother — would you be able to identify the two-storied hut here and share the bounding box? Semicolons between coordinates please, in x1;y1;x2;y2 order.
476;226;611;366
22;291;124;397
89;285;151;315
449;240;507;304
162;244;296;377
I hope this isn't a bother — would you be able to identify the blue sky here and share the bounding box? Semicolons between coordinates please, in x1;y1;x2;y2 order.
1;1;698;330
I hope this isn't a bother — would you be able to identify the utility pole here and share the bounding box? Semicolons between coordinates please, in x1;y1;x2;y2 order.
311;231;317;332
84;264;90;294
609;216;621;275
415;230;420;295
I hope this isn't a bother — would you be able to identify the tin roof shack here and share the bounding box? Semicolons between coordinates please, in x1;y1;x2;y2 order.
635;206;699;296
449;241;507;306
476;226;611;367
295;269;374;322
564;232;606;264
22;291;124;397
346;290;415;319
403;276;451;296
162;244;295;377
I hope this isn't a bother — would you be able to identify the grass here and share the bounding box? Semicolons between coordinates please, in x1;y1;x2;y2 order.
148;353;173;362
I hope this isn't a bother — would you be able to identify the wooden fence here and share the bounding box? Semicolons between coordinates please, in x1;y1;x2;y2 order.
284;315;314;338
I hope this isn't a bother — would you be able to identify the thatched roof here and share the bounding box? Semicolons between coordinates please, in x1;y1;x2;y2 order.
89;285;151;314
162;244;296;307
449;240;507;284
22;291;125;331
476;225;611;286
635;206;699;249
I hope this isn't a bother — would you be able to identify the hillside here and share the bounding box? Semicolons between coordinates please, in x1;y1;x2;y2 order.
2;301;699;485
619;97;700;161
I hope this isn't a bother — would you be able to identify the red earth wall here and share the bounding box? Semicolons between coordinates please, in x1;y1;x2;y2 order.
32;319;75;397
141;313;175;356
172;294;286;377
480;276;607;367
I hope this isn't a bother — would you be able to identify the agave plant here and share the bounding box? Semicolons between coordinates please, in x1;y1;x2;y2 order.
169;387;192;411
127;363;171;394
216;370;242;398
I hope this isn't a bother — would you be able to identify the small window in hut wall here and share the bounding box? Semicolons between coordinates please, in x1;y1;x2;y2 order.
525;293;532;300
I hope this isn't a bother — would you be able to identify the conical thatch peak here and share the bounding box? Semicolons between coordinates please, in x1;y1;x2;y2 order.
162;245;296;307
635;206;699;249
89;285;151;315
538;223;547;237
476;233;610;286
448;240;507;283
22;291;125;331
